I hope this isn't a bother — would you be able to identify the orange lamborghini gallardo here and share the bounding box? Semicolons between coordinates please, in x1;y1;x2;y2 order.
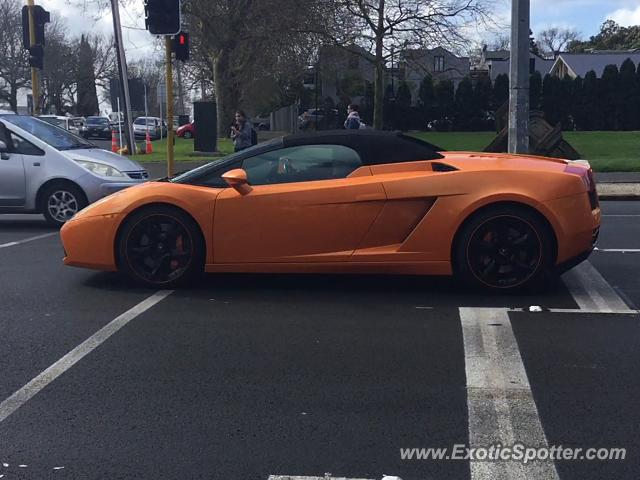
60;130;601;291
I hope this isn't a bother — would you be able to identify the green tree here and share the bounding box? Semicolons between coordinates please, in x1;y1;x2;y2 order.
529;71;542;111
541;74;562;125
76;35;99;117
600;64;620;130
418;75;435;124
569;20;640;52
493;74;509;109
580;70;601;130
474;75;493;130
393;81;412;131
618;58;637;130
433;80;454;131
454;77;475;131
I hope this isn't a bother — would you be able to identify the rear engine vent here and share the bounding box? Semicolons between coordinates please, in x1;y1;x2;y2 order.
431;162;458;172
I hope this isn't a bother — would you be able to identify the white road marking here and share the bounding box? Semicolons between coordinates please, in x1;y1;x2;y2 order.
268;477;374;480
0;290;173;424
562;261;632;313
602;215;640;217
0;232;58;249
460;307;560;480
594;248;640;253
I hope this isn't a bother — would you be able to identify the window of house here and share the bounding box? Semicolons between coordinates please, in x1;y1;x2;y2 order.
434;56;445;72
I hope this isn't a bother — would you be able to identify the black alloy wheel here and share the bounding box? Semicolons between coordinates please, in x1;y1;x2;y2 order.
118;207;204;287
454;206;553;291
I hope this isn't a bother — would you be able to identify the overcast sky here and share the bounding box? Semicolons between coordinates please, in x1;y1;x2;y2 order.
47;0;640;59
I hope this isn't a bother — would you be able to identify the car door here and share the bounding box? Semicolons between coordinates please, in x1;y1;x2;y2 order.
0;126;26;207
213;144;386;263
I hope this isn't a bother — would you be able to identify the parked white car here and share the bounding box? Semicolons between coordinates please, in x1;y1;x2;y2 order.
133;116;167;140
0;114;148;226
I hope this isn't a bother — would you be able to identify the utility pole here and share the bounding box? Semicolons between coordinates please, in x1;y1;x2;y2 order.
26;0;39;115
508;0;530;154
165;37;175;177
110;0;136;154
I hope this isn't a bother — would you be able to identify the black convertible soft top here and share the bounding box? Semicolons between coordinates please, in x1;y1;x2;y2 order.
282;130;444;165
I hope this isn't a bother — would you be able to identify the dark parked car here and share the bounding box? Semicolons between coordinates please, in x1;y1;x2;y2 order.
80;116;112;139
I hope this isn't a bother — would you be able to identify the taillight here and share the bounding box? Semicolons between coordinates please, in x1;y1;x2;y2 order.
564;163;598;210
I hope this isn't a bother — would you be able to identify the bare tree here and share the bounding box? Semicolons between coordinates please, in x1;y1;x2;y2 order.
538;27;581;59
184;0;318;135
0;0;31;112
314;0;494;129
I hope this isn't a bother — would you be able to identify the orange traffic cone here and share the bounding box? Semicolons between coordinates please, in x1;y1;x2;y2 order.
111;129;118;153
145;131;153;154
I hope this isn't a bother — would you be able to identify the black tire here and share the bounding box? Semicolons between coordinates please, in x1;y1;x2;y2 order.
41;183;87;227
116;206;205;288
183;131;193;139
453;205;554;291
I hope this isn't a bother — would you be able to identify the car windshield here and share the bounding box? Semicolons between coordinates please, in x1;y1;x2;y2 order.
135;118;156;126
87;117;109;125
2;115;95;151
41;117;66;128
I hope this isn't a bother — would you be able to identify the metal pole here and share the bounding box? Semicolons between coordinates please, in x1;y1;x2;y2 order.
508;0;530;154
117;96;123;150
27;0;39;115
144;83;148;139
165;36;175;177
110;0;136;154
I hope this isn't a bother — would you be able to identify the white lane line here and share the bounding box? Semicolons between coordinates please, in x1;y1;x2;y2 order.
0;290;173;424
602;215;640;217
268;477;374;480
595;248;640;253
0;232;58;249
460;308;560;480
562;261;632;313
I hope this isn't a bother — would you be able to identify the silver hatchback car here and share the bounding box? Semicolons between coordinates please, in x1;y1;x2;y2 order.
0;114;149;226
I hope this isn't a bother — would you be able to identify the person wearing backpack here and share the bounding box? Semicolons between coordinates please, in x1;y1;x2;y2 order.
230;110;255;152
344;104;363;130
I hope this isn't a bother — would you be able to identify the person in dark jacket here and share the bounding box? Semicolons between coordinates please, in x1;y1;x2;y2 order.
230;110;253;152
344;104;362;130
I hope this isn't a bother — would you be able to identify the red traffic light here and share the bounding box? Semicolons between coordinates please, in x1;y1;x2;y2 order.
178;34;186;45
173;31;189;62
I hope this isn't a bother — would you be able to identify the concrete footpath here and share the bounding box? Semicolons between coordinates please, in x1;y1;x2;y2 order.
140;162;640;200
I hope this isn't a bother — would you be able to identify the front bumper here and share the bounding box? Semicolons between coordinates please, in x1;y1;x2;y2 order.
61;213;123;271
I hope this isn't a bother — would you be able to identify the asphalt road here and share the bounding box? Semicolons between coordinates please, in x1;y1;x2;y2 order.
0;202;639;480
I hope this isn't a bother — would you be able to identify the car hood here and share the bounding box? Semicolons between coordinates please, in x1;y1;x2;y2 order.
62;148;145;172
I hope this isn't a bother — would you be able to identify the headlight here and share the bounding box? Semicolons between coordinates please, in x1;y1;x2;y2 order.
74;159;126;178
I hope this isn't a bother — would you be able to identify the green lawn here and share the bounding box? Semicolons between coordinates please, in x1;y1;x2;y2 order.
411;131;640;172
132;131;639;172
130;137;234;163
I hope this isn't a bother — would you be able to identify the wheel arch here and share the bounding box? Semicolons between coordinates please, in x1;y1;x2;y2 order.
113;202;207;269
36;178;88;213
451;200;559;268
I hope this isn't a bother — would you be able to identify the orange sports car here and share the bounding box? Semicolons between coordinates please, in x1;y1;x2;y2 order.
60;130;600;290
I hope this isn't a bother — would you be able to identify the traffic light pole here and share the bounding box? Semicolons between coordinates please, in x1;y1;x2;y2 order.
165;36;175;177
27;0;39;115
110;0;136;155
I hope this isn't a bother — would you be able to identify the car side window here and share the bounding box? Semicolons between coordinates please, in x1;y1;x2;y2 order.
242;145;362;185
8;131;44;156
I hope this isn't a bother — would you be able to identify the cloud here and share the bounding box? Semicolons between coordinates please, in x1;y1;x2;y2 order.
608;5;640;27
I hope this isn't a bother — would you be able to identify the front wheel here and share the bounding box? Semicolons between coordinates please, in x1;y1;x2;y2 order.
42;184;87;227
116;206;205;288
453;206;555;291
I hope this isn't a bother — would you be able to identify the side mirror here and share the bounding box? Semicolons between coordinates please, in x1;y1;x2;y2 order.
222;168;252;195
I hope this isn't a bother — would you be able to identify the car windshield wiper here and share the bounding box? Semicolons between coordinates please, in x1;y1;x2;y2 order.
59;144;94;151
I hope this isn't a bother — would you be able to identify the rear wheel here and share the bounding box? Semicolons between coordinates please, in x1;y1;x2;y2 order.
454;206;554;291
41;184;87;227
117;206;204;288
183;131;193;139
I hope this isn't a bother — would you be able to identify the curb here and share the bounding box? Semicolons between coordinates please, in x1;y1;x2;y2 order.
598;183;640;201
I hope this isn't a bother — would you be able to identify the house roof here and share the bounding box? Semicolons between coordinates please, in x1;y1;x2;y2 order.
552;52;640;78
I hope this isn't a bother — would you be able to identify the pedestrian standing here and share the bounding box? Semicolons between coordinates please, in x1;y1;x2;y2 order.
230;110;253;152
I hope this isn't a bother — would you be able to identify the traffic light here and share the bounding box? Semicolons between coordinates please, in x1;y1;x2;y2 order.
29;45;44;70
21;5;50;49
173;32;189;62
144;0;181;35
